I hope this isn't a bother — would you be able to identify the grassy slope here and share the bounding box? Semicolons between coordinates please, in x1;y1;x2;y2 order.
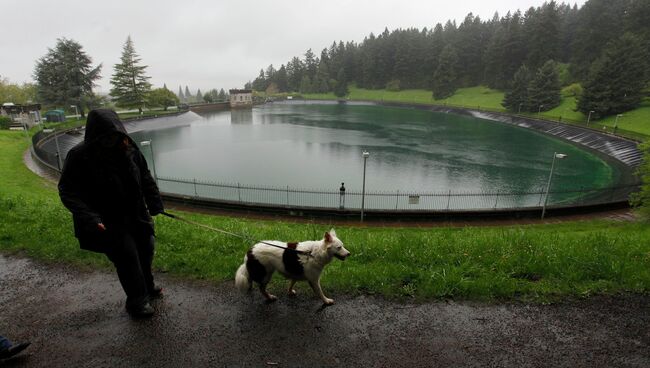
1;130;649;301
302;86;650;141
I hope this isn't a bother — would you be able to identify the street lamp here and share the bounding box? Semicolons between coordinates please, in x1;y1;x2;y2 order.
70;105;79;119
587;110;595;125
360;151;370;222
541;152;567;219
140;140;157;183
614;114;623;135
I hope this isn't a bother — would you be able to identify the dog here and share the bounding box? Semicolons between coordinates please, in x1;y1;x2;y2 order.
235;229;350;305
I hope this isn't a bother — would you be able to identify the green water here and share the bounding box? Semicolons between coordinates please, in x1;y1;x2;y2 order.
131;102;622;204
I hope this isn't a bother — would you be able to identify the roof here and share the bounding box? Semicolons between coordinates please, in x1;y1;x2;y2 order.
229;89;252;94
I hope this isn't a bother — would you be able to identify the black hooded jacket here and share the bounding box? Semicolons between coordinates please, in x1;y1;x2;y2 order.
58;109;164;253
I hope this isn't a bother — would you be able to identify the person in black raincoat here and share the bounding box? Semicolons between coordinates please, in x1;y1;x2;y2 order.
58;109;164;318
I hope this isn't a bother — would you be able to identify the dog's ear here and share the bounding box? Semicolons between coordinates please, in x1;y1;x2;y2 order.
324;231;332;243
329;228;337;238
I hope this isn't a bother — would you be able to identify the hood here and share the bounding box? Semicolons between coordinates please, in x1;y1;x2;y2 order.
84;109;128;143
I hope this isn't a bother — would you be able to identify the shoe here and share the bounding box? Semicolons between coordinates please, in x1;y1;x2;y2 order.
126;302;155;318
149;285;163;299
0;342;30;359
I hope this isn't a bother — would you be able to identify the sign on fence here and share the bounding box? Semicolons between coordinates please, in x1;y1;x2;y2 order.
408;195;420;205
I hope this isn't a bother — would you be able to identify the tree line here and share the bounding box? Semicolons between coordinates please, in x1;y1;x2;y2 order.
248;0;649;118
31;36;228;117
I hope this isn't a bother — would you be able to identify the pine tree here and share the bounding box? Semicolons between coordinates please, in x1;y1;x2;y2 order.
299;75;313;94
185;86;192;102
109;36;151;113
432;45;459;100
33;38;102;118
196;89;203;102
333;68;349;97
502;64;531;112
527;60;562;112
178;86;184;102
577;33;649;118
218;88;226;101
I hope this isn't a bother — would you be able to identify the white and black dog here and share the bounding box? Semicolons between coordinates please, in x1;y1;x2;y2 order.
235;229;350;305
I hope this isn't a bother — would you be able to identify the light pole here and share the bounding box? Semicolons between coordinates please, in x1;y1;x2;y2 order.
614;114;623;135
587;110;595;125
541;152;567;219
518;103;523;114
140;140;157;184
360;151;369;222
538;104;544;116
70;105;79;119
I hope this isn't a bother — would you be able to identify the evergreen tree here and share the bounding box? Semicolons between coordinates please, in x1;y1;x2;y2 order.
432;45;459;99
299;75;313;94
527;60;562;112
577;33;649;117
33;38;102;118
252;69;266;91
502;64;532;112
275;65;289;92
218;88;226;101
178;86;184;102
185;86;192;102
110;36;151;113
333;68;349;97
196;89;203;102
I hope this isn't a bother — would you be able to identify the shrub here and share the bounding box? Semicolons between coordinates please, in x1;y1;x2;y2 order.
386;79;401;92
0;116;11;130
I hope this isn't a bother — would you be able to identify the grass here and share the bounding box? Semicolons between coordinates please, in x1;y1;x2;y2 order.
1;129;649;301
300;86;650;141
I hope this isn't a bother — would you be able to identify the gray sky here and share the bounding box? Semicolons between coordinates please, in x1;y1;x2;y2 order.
3;0;585;95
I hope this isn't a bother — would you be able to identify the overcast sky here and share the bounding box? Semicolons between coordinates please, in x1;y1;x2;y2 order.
3;0;586;95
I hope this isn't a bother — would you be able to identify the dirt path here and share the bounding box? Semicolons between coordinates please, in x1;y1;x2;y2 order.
1;254;648;368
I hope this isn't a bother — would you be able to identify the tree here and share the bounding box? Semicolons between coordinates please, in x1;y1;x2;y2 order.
218;88;227;101
184;86;192;102
148;87;179;110
177;86;185;102
0;77;37;104
502;64;532;112
432;45;459;99
196;89;203;102
577;33;649;118
110;36;151;113
299;75;313;94
252;69;267;92
333;68;349;97
527;60;561;112
33;38;102;117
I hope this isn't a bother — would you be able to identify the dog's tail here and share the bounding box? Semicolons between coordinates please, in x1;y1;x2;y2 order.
235;260;250;292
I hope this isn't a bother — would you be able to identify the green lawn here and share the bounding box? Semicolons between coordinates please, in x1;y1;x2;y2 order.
1;130;649;301
301;86;650;141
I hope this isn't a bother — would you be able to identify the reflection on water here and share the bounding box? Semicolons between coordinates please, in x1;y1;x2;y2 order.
131;102;621;194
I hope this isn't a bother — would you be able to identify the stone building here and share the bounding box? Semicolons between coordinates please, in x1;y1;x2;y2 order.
229;89;253;109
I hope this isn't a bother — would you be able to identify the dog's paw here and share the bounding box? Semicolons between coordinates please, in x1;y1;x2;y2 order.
288;289;297;297
323;298;335;305
265;294;278;303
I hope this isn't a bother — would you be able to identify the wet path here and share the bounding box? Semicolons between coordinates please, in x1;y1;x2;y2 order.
1;254;648;367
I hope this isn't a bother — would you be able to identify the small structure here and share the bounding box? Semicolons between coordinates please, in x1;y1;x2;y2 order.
1;103;42;128
44;110;66;123
229;89;253;109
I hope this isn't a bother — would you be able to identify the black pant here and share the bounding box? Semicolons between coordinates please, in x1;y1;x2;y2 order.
105;231;155;307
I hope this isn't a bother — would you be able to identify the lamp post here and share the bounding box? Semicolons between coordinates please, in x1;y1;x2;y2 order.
360;151;369;222
140;140;157;184
518;103;523;114
541;152;567;219
538;104;544;116
70;105;79;119
587;110;595;125
614;114;623;135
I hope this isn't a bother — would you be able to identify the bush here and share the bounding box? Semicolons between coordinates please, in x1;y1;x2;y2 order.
562;83;583;97
0;116;11;129
386;79;401;92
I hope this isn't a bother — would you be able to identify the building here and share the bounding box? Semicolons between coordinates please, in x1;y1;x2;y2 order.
1;103;42;128
229;89;253;109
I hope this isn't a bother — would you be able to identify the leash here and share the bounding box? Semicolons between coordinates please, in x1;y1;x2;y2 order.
160;211;312;257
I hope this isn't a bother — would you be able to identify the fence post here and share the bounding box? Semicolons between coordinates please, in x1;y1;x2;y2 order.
494;191;499;209
395;190;399;210
446;190;451;211
238;182;241;202
286;185;289;206
193;178;197;197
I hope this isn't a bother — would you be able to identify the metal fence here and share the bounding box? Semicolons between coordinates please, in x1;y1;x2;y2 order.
156;176;638;212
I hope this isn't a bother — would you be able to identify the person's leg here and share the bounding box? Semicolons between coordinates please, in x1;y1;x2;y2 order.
0;336;30;359
105;232;149;310
135;234;155;293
